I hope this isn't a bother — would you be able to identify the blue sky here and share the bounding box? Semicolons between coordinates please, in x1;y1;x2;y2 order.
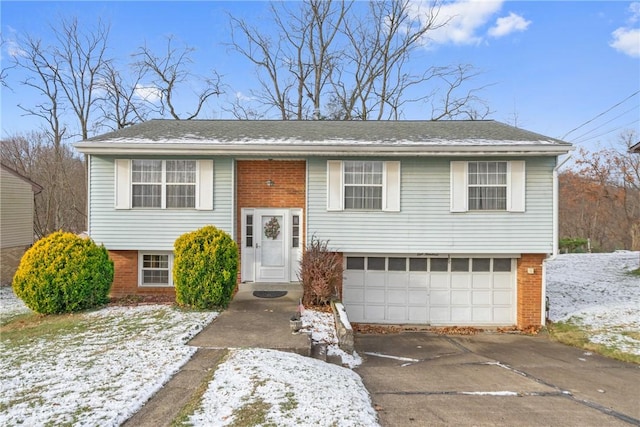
1;1;639;152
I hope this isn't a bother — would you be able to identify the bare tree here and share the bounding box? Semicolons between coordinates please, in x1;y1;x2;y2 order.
227;0;490;120
98;61;149;130
1;132;86;237
133;35;222;120
52;18;110;140
14;34;67;149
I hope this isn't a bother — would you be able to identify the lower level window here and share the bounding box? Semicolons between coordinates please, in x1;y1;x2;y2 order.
139;252;173;286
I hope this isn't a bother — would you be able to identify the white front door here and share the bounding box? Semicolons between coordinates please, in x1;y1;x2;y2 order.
255;209;289;282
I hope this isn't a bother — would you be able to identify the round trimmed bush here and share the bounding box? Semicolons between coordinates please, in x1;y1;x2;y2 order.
173;225;238;309
12;231;114;314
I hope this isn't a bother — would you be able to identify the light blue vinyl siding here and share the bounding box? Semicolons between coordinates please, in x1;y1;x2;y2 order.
89;156;233;250
307;157;556;254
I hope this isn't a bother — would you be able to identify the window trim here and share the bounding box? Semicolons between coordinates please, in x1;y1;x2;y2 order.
450;160;525;213
138;251;174;287
115;159;214;211
327;160;400;212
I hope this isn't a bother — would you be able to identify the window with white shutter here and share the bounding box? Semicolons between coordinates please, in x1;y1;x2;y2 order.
327;160;400;212
450;160;525;213
115;159;213;210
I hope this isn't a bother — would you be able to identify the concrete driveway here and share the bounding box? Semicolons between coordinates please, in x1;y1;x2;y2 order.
355;332;640;427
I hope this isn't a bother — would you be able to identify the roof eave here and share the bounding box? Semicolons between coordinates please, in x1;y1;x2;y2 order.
74;142;573;157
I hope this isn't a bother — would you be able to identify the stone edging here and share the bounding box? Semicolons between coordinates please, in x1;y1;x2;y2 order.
330;300;354;353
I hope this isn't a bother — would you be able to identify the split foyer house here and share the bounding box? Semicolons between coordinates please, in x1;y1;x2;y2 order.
74;120;572;328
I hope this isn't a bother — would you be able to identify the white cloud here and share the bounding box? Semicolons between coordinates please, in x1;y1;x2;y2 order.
610;27;640;57
610;3;640;57
629;2;640;23
406;0;504;47
134;84;162;103
488;12;531;38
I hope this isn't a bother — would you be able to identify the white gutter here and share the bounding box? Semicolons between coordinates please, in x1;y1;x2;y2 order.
542;153;572;325
73;144;572;157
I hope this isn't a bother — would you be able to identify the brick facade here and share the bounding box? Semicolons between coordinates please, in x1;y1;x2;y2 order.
108;250;176;298
236;160;307;281
516;253;547;328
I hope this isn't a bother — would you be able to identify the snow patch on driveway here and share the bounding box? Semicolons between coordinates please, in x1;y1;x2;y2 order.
189;348;379;427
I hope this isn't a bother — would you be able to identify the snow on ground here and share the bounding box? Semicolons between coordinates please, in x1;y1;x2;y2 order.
189;348;379;427
0;293;216;427
300;308;362;368
546;251;640;355
0;286;30;322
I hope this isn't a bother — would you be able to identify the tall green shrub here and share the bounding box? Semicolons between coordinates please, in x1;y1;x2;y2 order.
12;231;114;314
173;225;238;309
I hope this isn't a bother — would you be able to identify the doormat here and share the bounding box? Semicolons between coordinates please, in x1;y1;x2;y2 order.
253;290;288;299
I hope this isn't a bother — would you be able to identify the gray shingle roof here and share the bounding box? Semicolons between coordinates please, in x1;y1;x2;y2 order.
76;120;572;156
85;119;568;144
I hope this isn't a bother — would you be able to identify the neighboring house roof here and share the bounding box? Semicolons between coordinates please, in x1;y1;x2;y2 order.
0;163;43;193
75;119;573;156
630;141;640;153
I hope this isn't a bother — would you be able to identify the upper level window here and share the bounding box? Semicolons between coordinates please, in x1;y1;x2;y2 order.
468;161;507;211
344;161;383;210
450;160;525;213
131;160;196;209
327;160;399;212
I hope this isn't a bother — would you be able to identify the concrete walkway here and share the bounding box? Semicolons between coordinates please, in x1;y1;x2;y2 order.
123;283;309;427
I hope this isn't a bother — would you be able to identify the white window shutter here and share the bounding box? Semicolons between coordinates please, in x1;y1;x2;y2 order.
383;161;401;212
450;161;467;212
327;160;343;211
196;160;214;210
508;160;526;212
114;159;131;209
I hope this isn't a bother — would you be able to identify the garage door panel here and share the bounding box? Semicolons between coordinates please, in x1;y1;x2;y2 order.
451;273;471;288
408;289;427;303
472;291;491;305
364;305;385;321
388;272;409;288
451;290;471;304
472;275;492;288
345;305;364;323
409;272;427;287
430;290;450;305
344;270;365;286
344;288;364;304
451;307;471;322
409;306;428;323
365;289;385;303
430;274;449;288
367;272;386;287
493;291;511;305
494;274;512;288
388;290;407;304
387;306;407;321
493;307;513;323
430;307;450;323
472;307;492;322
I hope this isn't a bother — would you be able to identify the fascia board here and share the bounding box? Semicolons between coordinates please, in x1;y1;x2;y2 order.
74;143;573;157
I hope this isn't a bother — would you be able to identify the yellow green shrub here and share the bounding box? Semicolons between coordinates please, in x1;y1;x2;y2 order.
173;225;238;309
12;231;114;314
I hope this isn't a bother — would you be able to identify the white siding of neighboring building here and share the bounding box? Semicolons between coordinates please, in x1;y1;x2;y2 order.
1;167;35;249
307;156;556;254
88;156;234;250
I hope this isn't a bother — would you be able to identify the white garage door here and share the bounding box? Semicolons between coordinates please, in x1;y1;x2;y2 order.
343;256;515;325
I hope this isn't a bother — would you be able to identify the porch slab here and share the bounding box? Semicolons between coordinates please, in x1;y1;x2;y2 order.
188;282;310;356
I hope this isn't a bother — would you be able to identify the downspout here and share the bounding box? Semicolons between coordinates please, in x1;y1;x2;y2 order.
542;153;572;325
